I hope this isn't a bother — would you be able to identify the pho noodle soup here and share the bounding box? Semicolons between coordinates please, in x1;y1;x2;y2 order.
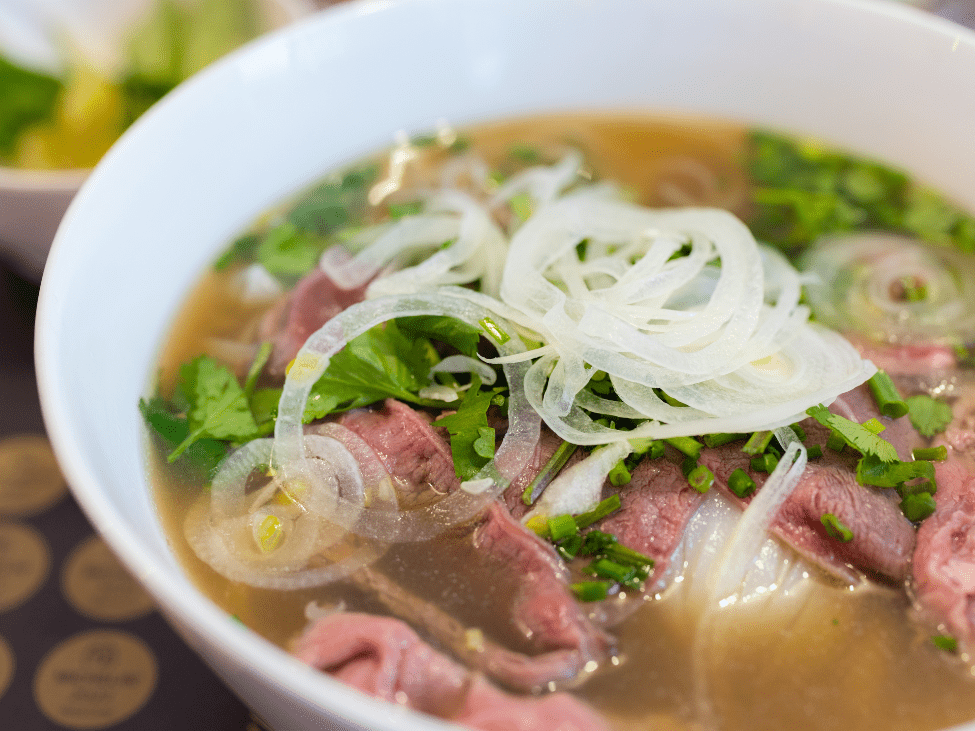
143;115;975;731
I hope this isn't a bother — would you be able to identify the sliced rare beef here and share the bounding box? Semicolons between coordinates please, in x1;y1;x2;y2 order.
338;398;460;506
846;334;957;379
350;564;605;692
292;612;609;731
472;502;614;673
913;454;975;650
697;385;919;584
596;457;708;587
259;264;368;376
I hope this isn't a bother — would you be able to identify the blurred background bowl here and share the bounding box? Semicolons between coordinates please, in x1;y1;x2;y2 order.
0;0;315;280
34;0;975;729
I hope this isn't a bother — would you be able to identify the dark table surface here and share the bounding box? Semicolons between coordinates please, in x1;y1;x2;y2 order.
0;264;266;730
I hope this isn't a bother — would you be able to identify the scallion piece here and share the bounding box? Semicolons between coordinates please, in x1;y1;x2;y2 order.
900;491;937;522
608;459;631;486
588;558;638;584
687;464;714;493
868;371;909;419
826;429;847;452
898;479;937;497
572;581;611;602
932;634;958;652
750;453;779;473
665;436;703;460
556;534;583;560
604;543;655;569
703;432;747;448
742;430;774;455
575;494;622;530
790;423;807;442
806;444;823;460
547;514;579;542
580;530;617;556
478;316;510;344
821;513;854;542
913;445;948;461
522;440;578;505
648;440;666;459
728;467;757;498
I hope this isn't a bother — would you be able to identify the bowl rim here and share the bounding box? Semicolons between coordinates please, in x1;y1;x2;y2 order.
33;0;975;729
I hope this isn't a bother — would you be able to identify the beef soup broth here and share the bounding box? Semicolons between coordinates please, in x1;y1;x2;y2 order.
145;114;975;731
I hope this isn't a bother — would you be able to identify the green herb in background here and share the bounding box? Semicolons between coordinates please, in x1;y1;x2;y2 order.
0;56;62;159
748;130;975;254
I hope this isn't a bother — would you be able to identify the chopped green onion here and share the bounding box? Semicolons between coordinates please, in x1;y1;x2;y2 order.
742;430;774;455
575;494;622;530
660;391;688;408
790;423;807;442
572;581;611;602
913;445;948;462
547;514;579;542
750;453;779;473
703;432;747;448
856;454;935;488
647;440;666;459
900;491;937;522
665;436;703;460
806;444;823;460
899;276;928;302
580;530;618;556
522;440;578;505
868;371;909;419
478;317;510;344
608;459;631;486
556;534;583;560
588;558;638;584
821;513;854;542
728;468;757;498
932;634;958;652
898;479;937;497
604;543;655;569
687;464;714;493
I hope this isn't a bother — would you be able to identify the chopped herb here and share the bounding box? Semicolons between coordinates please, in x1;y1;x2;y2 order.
435;376;501;480
790;423;807;442
728;468;757;498
687;464;714;493
932;635;958;652
806;444;823;460
821;513;854;542
913;445;948;462
255;222;322;277
608;459;632;487
522;440;578;505
572;581;611;602
588;558;638;584
243;342;272;396
0;55;62;158
750;452;779;473
387;200;425;219
665;436;703;460
479;316;510;344
867;371;908;419
138;396;226;478
856;454;935;489
575;494;622;530
905;395;953;438
396;315;482;358
900;491;937;522
742;430;774;455
703;432;747;448
806;404;898;462
509;192;533;222
547;514;579;542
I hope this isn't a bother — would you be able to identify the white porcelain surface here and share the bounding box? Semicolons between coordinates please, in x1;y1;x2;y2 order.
35;1;975;729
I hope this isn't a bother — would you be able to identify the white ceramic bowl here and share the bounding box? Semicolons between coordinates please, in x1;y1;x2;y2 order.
35;0;975;729
0;0;314;280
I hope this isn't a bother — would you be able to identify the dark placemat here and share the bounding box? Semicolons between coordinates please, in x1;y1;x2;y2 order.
0;264;267;730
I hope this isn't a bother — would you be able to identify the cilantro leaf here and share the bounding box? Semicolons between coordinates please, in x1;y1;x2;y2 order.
138;396;226;478
256;223;323;278
805;404;898;462
435;377;500;480
905;395;953;438
169;356;259;460
396;315;481;357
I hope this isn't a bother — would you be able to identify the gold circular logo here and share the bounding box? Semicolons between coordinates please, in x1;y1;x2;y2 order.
0;521;51;613
62;535;155;622
0;633;13;701
0;434;68;517
34;630;158;729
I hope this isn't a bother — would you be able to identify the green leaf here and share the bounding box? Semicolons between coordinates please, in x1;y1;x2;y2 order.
256;223;323;277
169;356;259;460
805;404;898;462
138;397;226;478
0;54;62;157
396;315;481;357
905;394;953;438
434;376;500;480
